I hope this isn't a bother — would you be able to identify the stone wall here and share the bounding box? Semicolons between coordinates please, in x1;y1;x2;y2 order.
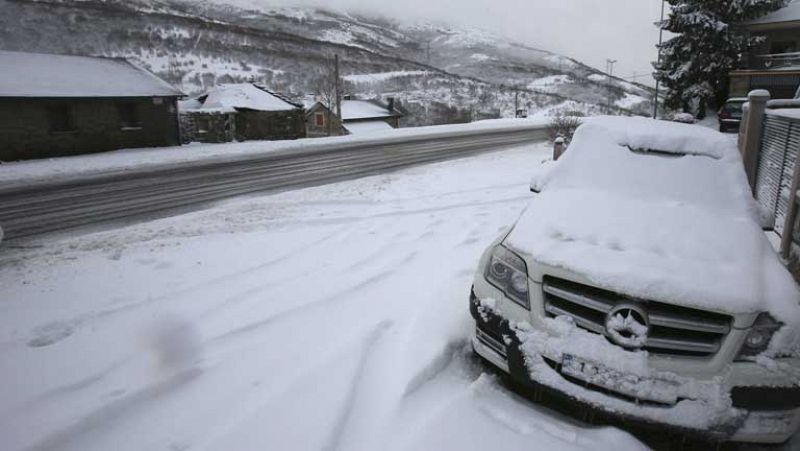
0;97;181;161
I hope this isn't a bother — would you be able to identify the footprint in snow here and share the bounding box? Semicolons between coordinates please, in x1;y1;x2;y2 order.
28;321;76;348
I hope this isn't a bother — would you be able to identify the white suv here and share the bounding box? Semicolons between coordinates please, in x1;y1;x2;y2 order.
470;117;800;444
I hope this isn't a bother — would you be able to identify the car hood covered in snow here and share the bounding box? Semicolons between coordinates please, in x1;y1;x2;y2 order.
505;117;800;353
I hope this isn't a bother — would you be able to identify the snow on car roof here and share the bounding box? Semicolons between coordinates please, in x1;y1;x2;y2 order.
187;84;300;113
506;117;800;337
0;51;183;98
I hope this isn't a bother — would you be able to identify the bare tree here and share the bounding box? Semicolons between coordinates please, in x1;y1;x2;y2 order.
547;109;584;144
311;69;338;112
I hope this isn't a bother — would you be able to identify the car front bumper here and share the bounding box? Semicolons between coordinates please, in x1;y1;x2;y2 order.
469;288;800;444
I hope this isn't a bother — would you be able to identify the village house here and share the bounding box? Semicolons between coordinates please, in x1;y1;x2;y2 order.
0;50;183;161
729;2;800;99
342;98;403;134
304;101;345;138
304;97;404;137
180;84;306;143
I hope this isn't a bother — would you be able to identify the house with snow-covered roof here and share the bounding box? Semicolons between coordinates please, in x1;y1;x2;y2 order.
0;50;184;161
341;98;403;134
729;1;800;99
179;83;306;143
304;97;404;138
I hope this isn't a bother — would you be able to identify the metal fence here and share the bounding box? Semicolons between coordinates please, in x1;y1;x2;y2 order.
755;112;800;236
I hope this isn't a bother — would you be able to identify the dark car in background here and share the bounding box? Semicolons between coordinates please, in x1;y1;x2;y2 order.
718;97;747;132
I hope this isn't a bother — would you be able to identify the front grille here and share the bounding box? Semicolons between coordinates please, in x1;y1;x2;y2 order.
543;277;732;357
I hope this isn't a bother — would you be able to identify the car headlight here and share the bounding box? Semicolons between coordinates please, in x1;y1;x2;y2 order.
485;245;530;309
736;313;782;360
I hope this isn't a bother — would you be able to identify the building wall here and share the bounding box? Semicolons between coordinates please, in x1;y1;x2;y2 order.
729;71;800;99
180;111;236;144
0;97;180;161
748;28;800;69
236;109;306;142
305;105;344;138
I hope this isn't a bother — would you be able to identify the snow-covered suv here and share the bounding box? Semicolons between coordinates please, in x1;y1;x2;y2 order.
470;117;800;444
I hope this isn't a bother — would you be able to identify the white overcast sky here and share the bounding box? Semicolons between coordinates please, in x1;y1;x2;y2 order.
210;0;668;85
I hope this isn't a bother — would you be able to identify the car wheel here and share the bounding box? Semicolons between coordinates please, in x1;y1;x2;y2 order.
719;124;726;133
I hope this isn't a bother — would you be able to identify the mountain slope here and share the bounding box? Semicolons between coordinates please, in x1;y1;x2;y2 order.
0;0;654;126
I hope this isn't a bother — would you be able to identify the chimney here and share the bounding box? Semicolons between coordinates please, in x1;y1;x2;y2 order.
387;97;395;112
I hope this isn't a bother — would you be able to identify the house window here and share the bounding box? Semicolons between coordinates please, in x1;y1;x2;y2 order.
196;116;211;133
47;104;75;133
315;112;325;127
118;103;142;129
771;41;797;55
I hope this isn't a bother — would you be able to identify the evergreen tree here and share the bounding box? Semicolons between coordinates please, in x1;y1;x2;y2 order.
654;0;787;118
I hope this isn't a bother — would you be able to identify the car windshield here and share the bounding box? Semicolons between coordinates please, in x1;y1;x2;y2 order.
723;101;744;113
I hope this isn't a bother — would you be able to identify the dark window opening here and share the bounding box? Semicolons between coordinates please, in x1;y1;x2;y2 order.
118;103;142;129
771;41;797;55
196;117;211;133
315;112;325;127
47;105;75;133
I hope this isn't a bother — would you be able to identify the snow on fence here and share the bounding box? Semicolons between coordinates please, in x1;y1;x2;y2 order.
755;113;800;236
742;93;800;260
0;123;547;241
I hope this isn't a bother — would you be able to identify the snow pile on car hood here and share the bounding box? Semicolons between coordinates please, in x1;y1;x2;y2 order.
505;117;800;352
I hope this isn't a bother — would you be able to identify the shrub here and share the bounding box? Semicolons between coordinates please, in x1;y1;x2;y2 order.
547;111;583;144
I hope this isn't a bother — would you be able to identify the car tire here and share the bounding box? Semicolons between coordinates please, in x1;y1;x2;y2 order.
719;124;727;133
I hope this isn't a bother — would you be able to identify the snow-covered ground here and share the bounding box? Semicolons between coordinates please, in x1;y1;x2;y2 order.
0;143;651;451
527;74;573;93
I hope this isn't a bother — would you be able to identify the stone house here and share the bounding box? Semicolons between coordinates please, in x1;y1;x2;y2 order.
180;84;306;143
305;101;345;138
341;98;404;134
0;51;184;161
304;97;404;137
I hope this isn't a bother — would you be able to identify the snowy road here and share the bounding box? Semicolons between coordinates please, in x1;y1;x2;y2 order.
0;144;647;451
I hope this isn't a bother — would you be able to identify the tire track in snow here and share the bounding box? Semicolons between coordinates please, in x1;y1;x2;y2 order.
240;195;531;232
0;356;130;426
400;341;464;399
321;321;392;451
27;369;202;451
5;225;353;349
206;250;418;352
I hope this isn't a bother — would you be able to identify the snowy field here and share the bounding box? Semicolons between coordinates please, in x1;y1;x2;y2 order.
0;143;655;451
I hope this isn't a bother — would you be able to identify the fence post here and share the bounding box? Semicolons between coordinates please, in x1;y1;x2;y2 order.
740;89;770;193
553;137;565;161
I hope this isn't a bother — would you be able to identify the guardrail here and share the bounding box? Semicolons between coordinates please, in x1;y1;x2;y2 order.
0;124;547;241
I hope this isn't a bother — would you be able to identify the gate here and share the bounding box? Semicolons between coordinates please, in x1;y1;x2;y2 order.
755;113;800;236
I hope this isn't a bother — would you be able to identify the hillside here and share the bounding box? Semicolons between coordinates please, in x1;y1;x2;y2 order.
0;0;654;126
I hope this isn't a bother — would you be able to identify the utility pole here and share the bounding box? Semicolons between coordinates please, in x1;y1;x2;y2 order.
424;40;432;93
606;59;617;77
514;88;519;116
653;0;666;119
334;54;342;123
606;59;617;112
426;41;431;65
